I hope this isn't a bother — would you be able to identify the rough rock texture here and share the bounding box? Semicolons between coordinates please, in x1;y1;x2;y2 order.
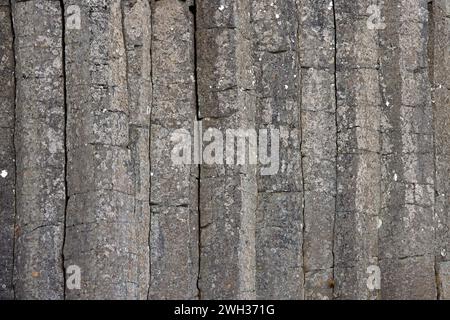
64;0;142;299
300;0;336;300
334;0;381;300
378;0;437;300
12;0;65;299
253;0;303;300
0;0;449;300
197;0;257;299
148;0;198;300
0;0;15;300
433;0;450;301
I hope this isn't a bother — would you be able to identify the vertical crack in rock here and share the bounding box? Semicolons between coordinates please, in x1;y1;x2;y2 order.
427;0;439;300
296;3;307;299
147;0;154;300
60;0;67;300
431;0;450;300
121;1;136;300
187;0;202;300
332;0;338;299
10;0;17;300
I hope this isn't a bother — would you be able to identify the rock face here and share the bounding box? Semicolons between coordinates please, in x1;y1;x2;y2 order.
0;0;449;300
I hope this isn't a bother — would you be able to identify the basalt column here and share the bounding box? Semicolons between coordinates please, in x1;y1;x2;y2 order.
299;0;336;300
432;0;450;300
63;0;142;299
334;0;381;300
12;0;65;300
148;0;199;300
379;0;437;299
252;0;304;300
197;0;258;299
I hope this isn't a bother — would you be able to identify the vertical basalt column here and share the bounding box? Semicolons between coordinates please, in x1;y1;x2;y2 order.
334;0;381;300
432;0;450;300
379;0;437;299
251;0;304;300
148;0;198;300
122;0;152;300
197;0;257;299
0;0;15;300
12;0;65;299
64;0;139;299
298;0;336;300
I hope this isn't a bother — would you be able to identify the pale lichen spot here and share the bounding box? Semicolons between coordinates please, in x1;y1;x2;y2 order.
377;218;382;229
0;170;8;178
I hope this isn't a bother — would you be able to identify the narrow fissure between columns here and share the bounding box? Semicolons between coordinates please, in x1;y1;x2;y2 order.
59;0;68;300
188;0;202;300
9;0;17;300
331;0;338;297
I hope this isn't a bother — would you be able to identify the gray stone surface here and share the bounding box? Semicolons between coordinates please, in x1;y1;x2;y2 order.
12;0;65;300
432;0;450;299
64;0;140;299
438;261;450;299
148;0;198;300
252;0;303;300
1;0;449;300
122;0;152;300
197;0;257;300
0;2;15;300
334;1;381;300
378;0;437;300
299;0;335;300
380;255;437;300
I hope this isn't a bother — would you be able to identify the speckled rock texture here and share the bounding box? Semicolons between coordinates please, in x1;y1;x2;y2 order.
0;0;449;300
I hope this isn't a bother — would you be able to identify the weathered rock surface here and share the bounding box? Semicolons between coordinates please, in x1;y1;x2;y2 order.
149;0;198;300
0;0;449;300
0;0;15;300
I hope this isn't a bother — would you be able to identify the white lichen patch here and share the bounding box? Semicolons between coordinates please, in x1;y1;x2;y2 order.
0;170;8;178
377;218;382;229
